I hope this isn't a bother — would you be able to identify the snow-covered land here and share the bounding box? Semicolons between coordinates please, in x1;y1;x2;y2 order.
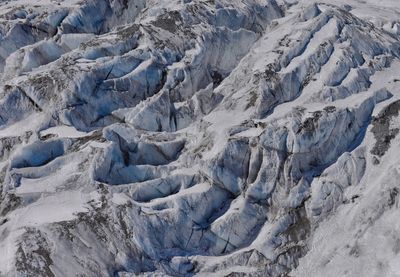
0;0;400;276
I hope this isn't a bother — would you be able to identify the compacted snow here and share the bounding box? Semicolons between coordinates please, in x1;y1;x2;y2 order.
0;0;400;276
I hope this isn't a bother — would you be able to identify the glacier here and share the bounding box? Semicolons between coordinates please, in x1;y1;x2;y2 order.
0;0;400;276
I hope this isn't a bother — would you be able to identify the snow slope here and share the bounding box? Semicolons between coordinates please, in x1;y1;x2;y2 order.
0;0;400;276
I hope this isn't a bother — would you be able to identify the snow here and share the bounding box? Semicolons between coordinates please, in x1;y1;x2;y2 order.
294;136;400;277
14;191;89;226
111;193;130;206
202;110;252;159
0;113;47;138
40;125;92;139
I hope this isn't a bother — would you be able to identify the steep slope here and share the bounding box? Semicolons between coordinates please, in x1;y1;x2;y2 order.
0;0;399;276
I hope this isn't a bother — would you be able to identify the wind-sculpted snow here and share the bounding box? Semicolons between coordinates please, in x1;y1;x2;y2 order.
0;0;400;276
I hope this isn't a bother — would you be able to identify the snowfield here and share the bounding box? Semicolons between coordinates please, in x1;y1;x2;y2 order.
0;0;400;276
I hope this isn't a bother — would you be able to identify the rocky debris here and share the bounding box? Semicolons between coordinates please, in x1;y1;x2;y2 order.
370;100;400;157
16;229;54;277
